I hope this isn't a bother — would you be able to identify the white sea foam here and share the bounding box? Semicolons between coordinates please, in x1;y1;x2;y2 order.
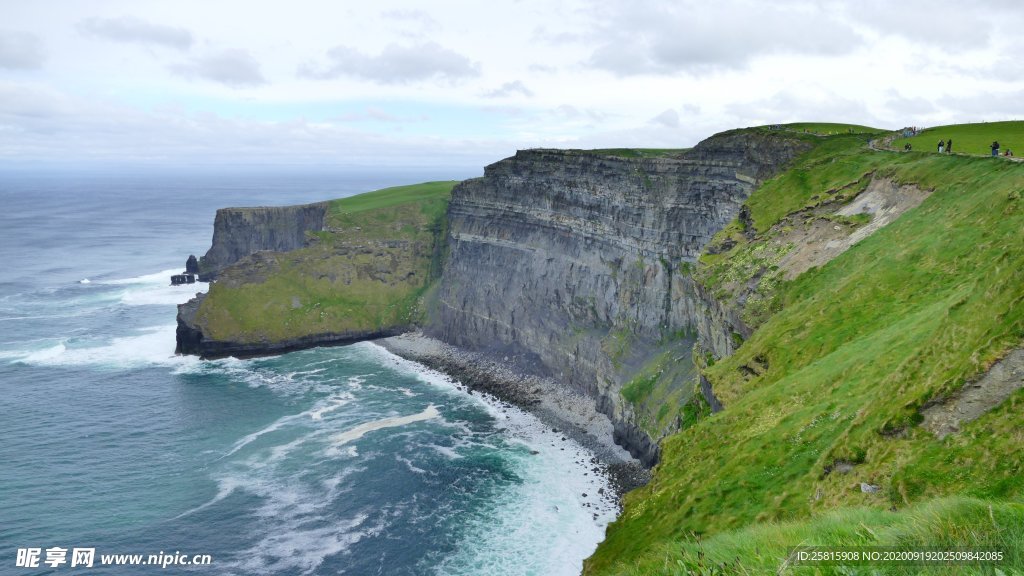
435;410;619;576
100;268;183;286
10;325;201;370
354;341;619;576
78;278;90;284
222;413;301;460
331;405;440;446
307;392;354;421
356;342;504;418
92;268;209;307
202;421;375;576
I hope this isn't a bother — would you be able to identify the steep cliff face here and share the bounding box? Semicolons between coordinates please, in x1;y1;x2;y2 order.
428;132;812;462
177;182;456;358
197;202;328;280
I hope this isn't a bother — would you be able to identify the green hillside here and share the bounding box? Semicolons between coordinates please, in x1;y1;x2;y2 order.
581;148;690;158
775;122;888;136
893;120;1024;157
587;124;1024;574
194;181;457;343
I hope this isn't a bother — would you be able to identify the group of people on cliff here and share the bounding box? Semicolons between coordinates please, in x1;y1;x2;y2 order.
902;137;1013;157
991;141;1014;157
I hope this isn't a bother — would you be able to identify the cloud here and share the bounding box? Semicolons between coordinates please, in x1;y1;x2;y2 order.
335;107;428;123
300;42;480;84
382;9;440;32
846;0;997;50
726;90;878;127
0;82;505;167
483;80;534;98
883;90;938;117
78;16;193;50
169;49;266;88
946;89;1024;120
649;109;680;129
0;30;46;70
585;1;863;76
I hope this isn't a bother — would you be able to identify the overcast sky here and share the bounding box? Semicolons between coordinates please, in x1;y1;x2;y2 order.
1;0;1021;168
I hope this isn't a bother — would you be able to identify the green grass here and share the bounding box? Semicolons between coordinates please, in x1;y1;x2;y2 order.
327;180;457;217
611;497;1024;575
196;181;457;343
893;120;1024;157
581;148;689;158
587;132;1024;574
741;134;882;233
775;122;888;136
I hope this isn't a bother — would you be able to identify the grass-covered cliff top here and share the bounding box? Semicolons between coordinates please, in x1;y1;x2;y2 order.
893;120;1024;157
588;124;1024;574
775;121;888;135
194;181;457;343
580;148;690;159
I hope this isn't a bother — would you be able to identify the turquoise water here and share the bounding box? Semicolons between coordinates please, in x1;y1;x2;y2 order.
0;171;617;575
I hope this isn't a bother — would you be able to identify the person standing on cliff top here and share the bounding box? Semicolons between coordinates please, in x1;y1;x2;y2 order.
938;140;944;153
992;141;1000;156
946;139;953;153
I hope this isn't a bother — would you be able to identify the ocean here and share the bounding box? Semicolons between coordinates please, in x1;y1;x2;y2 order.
0;169;618;576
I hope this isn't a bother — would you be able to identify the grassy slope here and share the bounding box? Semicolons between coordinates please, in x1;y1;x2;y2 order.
195;181;457;343
619;497;1024;575
581;148;689;158
777;122;888;135
588;128;1024;574
893;120;1024;156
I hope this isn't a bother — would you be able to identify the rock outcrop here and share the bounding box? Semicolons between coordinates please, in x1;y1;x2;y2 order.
197;202;328;280
428;131;811;463
176;292;410;358
177;182;455;358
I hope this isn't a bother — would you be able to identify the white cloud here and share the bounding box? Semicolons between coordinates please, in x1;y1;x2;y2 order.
169;49;266;88
78;16;193;50
0;30;46;70
300;42;480;84
483;80;534;98
650;109;680;129
584;0;864;76
0;1;1020;166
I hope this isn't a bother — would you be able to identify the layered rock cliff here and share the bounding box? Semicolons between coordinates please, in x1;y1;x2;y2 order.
175;132;811;462
177;182;456;357
429;131;812;462
197;202;328;280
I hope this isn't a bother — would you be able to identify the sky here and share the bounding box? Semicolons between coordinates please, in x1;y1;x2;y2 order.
1;0;1022;168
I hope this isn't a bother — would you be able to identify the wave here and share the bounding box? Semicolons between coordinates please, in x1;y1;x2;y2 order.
331;405;440;446
434;411;619;576
351;342;619;576
191;414;377;575
8;325;199;370
104;268;208;307
100;268;185;286
357;342;504;418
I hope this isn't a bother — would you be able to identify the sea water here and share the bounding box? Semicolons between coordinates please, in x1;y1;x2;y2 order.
0;169;617;575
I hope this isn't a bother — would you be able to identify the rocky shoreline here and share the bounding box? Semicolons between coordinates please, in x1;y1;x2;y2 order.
377;331;651;499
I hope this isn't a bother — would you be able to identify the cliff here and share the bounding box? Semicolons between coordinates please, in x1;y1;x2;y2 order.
587;127;1024;574
176;182;456;357
175;131;812;460
172;121;1024;573
429;131;813;463
196;202;329;281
